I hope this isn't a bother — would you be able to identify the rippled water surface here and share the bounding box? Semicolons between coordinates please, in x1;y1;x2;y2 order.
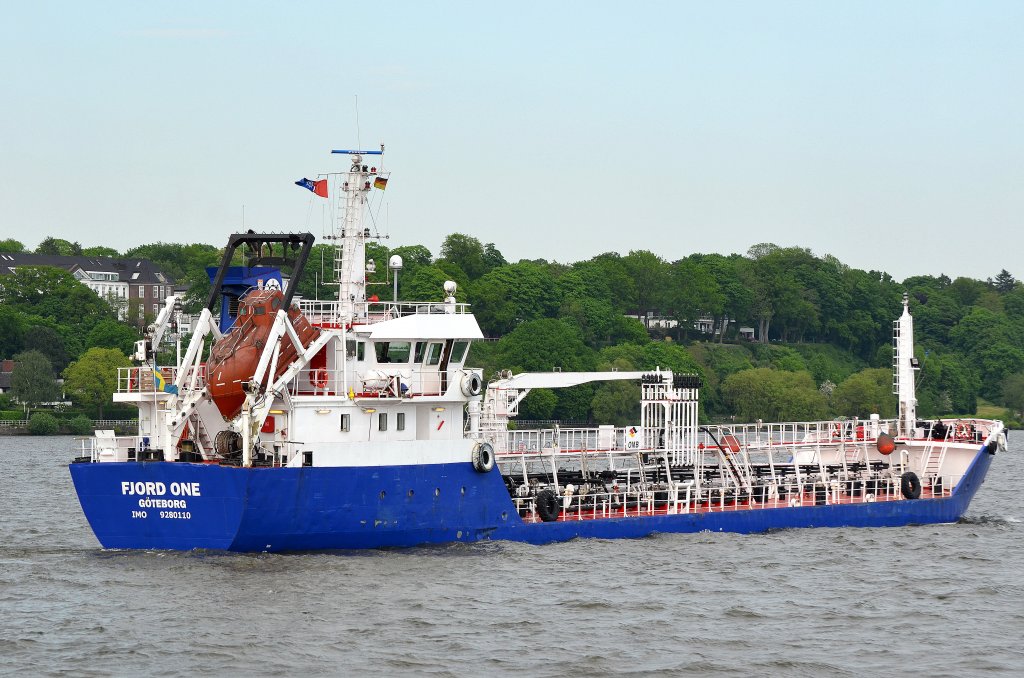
2;436;1022;676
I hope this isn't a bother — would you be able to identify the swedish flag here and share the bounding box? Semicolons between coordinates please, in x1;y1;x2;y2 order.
152;369;178;394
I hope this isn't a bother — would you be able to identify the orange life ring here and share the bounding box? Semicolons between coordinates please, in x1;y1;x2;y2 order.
309;369;328;389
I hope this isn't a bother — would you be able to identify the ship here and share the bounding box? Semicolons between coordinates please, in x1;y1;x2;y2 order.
69;146;1008;552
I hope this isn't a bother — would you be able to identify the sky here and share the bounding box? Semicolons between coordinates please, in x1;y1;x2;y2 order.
1;1;1021;282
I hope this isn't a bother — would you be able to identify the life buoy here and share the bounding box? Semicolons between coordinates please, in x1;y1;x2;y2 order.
472;442;495;473
900;471;921;500
535;489;560;522
309;369;328;389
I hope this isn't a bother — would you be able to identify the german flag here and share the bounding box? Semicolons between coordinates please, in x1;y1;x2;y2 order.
373;176;388;190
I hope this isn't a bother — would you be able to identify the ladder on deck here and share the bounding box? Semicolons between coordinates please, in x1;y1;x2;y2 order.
921;441;946;481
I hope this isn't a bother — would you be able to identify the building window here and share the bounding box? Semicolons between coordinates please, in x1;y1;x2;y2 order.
378;413;387;431
153;304;159;315
397;412;405;431
152;285;158;297
340;414;350;432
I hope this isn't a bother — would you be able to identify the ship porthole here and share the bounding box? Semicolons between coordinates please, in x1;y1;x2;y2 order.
379;490;386;500
461;486;466;496
434;488;440;497
407;489;414;498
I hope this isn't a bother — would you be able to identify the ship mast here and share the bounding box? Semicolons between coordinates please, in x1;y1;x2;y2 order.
330;147;383;323
893;293;919;436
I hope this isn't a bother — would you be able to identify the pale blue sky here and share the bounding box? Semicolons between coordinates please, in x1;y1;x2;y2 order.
1;1;1021;281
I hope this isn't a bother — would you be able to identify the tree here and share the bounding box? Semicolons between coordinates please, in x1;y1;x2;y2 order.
0;306;27;358
82;245;120;257
831;368;896;418
438;233;487;279
992;269;1017;294
664;259;723;340
402;265;459;302
123;242;220;282
63;348;131;418
623;250;668;326
28;411;59;435
517;388;557;420
495;319;595;373
0;265;115;335
482;243;507;272
721;368;827;421
1001;372;1024;419
471;262;561;336
0;238;25;253
591;359;642;426
23;325;70;372
36;237;82;256
86;320;140;356
11;350;59;411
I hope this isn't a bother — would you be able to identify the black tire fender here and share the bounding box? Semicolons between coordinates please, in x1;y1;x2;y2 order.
471;442;495;473
900;471;922;500
535;489;560;522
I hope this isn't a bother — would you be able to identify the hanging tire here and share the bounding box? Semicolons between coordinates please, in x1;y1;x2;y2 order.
471;442;495;473
535;489;560;522
900;471;922;500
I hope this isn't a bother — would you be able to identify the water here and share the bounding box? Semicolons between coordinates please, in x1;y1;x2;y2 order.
2;436;1022;677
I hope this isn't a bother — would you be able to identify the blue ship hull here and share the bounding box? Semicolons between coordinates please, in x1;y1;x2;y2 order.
69;447;995;552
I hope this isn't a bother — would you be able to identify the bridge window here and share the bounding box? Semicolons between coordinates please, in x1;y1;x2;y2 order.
425;342;443;366
450;341;469;363
397;412;405;431
414;341;426;363
374;341;411;363
378;413;387;431
340;414;350;432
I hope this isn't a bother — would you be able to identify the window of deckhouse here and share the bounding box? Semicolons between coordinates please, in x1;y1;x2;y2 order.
375;341;411;363
450;341;469;363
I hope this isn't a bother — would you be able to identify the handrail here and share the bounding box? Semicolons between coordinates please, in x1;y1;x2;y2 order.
297;299;472;326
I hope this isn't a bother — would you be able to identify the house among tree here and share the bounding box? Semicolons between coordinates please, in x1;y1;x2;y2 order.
0;359;15;394
0;253;175;320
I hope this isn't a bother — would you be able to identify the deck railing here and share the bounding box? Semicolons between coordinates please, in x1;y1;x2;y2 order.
297;299;471;327
116;366;206;394
511;470;963;523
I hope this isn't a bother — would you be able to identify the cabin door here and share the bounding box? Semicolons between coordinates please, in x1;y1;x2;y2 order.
419;340;454;396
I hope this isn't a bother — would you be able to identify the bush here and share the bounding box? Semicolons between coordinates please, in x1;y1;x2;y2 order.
66;414;94;436
28;411;60;435
0;409;24;421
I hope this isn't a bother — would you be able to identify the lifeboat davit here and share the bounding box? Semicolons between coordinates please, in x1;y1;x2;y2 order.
206;289;320;420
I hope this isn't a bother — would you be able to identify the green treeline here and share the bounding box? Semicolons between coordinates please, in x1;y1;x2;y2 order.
2;235;1023;427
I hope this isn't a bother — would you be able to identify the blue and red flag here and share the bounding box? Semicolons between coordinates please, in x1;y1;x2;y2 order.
295;177;328;198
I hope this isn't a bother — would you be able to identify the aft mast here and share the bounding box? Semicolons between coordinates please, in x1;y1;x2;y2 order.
329;147;384;323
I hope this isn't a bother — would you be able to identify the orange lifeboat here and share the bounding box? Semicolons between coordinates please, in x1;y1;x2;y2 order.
206;289;320;420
